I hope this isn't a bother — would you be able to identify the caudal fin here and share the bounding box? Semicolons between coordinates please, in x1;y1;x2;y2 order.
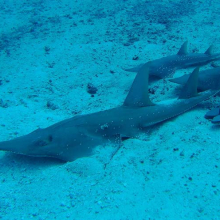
169;74;189;85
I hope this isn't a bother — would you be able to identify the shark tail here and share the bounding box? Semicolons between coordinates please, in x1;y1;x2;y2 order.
169;74;189;85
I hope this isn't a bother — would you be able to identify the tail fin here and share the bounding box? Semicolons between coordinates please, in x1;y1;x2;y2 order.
169;74;189;85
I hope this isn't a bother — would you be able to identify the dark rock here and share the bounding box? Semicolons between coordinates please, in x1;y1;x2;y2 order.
132;55;139;60
0;99;8;108
47;101;58;110
44;46;50;54
148;88;155;94
87;83;98;94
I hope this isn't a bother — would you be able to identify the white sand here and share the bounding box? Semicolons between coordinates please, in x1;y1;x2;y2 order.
0;0;220;219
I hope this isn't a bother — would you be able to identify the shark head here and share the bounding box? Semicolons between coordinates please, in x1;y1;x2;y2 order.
0;128;57;158
0;124;102;161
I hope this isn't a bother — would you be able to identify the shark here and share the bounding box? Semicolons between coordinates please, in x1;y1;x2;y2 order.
124;41;220;79
0;63;217;161
204;107;220;124
169;67;220;91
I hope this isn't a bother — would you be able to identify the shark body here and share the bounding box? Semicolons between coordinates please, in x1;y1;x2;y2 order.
169;67;220;91
124;41;220;78
0;63;217;161
205;107;220;124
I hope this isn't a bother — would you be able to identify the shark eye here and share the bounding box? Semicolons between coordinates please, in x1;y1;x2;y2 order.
35;135;53;147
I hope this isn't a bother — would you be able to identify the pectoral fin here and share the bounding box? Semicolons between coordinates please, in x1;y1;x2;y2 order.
123;63;145;73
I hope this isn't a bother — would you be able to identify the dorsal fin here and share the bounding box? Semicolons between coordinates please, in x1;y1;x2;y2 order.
123;62;154;107
205;45;213;55
177;41;188;55
178;67;199;99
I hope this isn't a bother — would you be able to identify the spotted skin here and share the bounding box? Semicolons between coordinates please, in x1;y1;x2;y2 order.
0;64;217;161
170;67;220;91
124;42;220;79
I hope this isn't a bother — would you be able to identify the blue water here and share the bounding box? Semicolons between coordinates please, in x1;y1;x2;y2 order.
0;0;220;219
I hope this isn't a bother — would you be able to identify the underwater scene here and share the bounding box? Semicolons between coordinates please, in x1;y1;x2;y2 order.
0;0;220;219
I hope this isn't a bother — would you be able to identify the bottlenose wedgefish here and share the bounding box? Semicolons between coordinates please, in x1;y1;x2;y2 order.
169;67;220;91
124;41;220;78
0;64;217;161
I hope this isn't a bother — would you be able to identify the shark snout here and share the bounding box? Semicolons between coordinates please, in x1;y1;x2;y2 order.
0;135;33;155
0;128;54;157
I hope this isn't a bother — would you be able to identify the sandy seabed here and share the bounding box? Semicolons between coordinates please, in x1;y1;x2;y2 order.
0;0;220;219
